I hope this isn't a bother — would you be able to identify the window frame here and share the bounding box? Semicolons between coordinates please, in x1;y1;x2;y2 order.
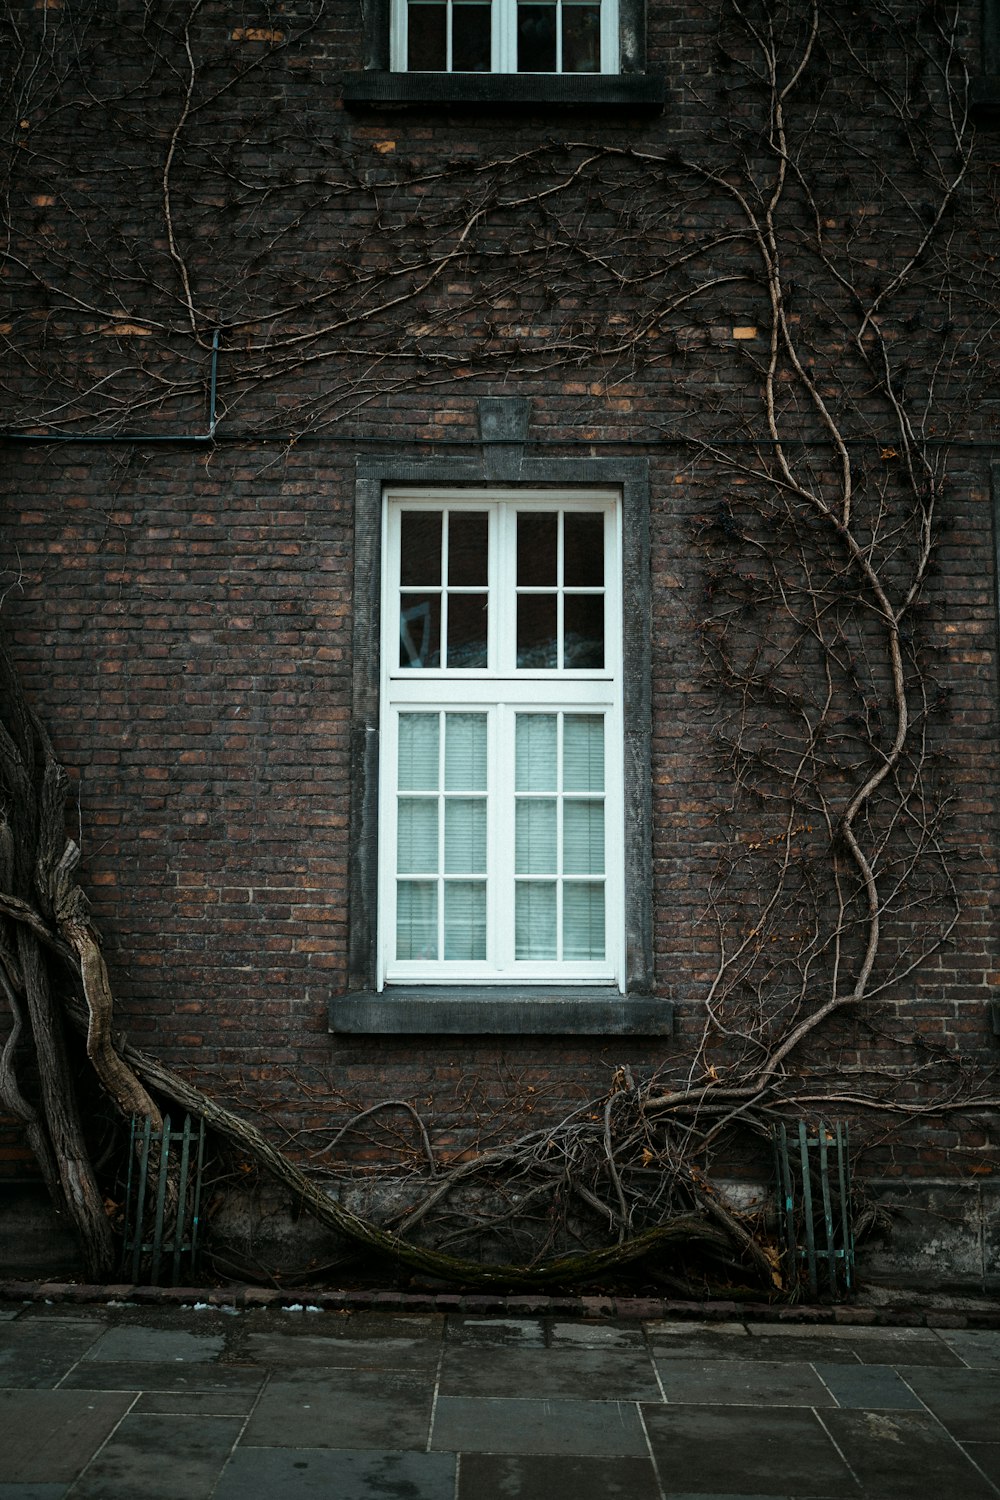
390;0;620;76
379;489;625;988
336;453;665;1036
342;0;664;109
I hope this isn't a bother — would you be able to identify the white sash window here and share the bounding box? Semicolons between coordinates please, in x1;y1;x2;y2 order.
379;489;624;988
391;0;619;74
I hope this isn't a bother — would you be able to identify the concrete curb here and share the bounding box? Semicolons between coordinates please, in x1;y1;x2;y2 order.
2;1279;998;1327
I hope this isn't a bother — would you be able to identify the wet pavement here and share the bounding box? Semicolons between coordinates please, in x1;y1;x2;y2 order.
0;1300;998;1499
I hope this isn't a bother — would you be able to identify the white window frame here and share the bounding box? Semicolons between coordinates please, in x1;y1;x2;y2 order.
390;0;620;74
378;487;625;991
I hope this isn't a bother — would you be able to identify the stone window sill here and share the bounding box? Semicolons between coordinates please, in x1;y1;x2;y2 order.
341;71;665;110
330;987;673;1035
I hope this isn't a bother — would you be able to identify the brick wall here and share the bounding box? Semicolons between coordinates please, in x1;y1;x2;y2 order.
0;0;997;1205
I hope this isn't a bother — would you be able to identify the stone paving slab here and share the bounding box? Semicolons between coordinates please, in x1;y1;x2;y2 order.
456;1452;663;1498
213;1447;457;1500
60;1362;265;1396
0;1487;69;1499
645;1333;867;1365
65;1413;243;1500
243;1369;435;1449
642;1406;858;1497
243;1330;440;1371
818;1408;999;1499
811;1362;923;1410
439;1344;662;1399
79;1327;223;1364
445;1314;547;1346
655;1359;836;1407
0;1321;106;1389
549;1319;647;1350
890;1366;1000;1442
133;1388;258;1415
432;1394;649;1456
966;1444;1000;1487
0;1391;134;1483
936;1330;1000;1369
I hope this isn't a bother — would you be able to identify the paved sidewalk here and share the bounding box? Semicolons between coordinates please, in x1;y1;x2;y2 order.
0;1300;998;1499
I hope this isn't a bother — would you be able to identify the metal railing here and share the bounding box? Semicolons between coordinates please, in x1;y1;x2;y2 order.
121;1113;206;1286
773;1119;855;1299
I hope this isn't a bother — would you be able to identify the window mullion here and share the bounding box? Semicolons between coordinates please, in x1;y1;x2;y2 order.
495;0;514;72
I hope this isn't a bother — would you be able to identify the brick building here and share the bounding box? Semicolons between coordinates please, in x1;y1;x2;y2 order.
0;0;998;1285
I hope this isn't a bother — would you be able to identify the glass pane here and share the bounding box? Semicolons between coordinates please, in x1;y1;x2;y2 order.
564;594;604;668
400;593;440;668
563;882;605;959
397;880;438;959
517;511;557;585
517;594;557;668
516;882;557;959
563;512;604;585
407;0;447;69
516;798;557;873
563;714;604;791
445;713;487;791
562;2;601;72
398;714;440;791
448;511;488;584
563;800;604;874
452;2;492;71
397;798;438;874
517;0;557;69
400;511;442;586
445;798;487;873
444;881;486;960
446;593;488;668
516;714;557;791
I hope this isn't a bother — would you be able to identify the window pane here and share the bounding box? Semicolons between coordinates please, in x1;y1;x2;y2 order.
400;511;442;586
407;0;447;69
400;593;440;668
445;713;487;791
516;882;557;958
399;714;440;790
562;2;601;72
517;1;557;69
446;593;488;668
516;798;557;873
398;798;438;873
445;798;487;873
563;714;604;791
563;883;605;959
563;512;604;585
517;511;557;585
563;800;604;874
516;714;557;791
517;594;557;669
452;1;492;71
444;881;486;959
448;511;488;584
397;881;438;959
564;594;604;668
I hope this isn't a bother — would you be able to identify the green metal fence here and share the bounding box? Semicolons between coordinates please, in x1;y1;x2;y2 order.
121;1113;206;1286
773;1120;855;1299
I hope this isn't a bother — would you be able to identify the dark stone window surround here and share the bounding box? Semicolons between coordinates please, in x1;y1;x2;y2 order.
973;0;1000;120
343;0;664;109
333;447;668;1036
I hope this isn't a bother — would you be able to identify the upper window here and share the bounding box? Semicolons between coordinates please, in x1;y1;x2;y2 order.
379;489;623;989
392;0;619;73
